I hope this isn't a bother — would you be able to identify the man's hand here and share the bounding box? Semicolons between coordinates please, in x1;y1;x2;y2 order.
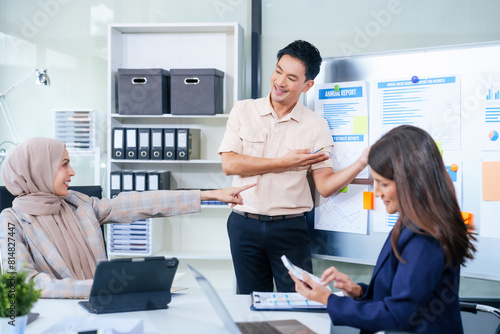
278;149;330;169
221;150;329;176
358;146;371;166
200;183;256;208
312;145;371;198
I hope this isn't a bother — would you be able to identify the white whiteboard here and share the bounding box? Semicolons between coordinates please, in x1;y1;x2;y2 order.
306;41;500;281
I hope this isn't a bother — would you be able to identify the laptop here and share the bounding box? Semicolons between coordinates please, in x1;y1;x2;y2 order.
79;256;178;314
188;264;316;334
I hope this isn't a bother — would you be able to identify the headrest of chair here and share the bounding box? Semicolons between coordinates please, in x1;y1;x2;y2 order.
0;186;16;212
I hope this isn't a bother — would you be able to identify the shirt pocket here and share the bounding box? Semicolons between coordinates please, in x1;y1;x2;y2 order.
284;139;315;153
239;128;267;157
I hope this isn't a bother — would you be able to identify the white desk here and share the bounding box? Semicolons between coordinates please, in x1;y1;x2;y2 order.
28;291;333;334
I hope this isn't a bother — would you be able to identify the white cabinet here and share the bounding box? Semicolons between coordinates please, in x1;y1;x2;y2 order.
106;23;243;291
107;114;234;259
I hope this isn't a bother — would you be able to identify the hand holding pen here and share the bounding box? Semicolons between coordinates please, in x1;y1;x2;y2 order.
309;145;333;154
279;148;331;169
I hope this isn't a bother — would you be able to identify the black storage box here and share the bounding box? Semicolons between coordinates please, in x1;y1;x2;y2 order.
118;68;170;115
170;68;224;115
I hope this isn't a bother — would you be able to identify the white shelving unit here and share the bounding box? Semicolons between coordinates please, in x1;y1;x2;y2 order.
107;23;243;292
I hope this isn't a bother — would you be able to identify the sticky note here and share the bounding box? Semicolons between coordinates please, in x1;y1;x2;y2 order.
353;116;368;134
339;186;348;193
461;212;474;227
363;191;374;210
482;161;500;201
435;140;443;156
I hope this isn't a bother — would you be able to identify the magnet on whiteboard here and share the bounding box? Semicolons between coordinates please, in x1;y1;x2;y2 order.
411;76;419;83
461;212;474;227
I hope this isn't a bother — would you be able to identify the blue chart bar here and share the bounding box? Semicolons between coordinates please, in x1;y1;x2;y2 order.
486;88;500;100
387;213;399;227
323;103;357;116
323;103;357;130
381;88;425;125
486;107;500;123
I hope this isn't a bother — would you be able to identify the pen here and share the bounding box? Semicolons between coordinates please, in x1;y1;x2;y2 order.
309;145;333;154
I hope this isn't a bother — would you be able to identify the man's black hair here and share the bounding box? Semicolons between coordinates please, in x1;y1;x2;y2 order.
277;40;322;81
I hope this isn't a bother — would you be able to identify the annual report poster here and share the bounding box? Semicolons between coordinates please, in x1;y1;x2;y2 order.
315;81;370;179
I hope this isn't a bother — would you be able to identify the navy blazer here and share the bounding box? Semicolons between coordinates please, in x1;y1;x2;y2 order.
327;227;463;334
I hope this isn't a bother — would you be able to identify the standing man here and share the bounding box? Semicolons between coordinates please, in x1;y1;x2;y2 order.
218;40;368;294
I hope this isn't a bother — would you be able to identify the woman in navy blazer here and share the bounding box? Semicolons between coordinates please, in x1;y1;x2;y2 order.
291;125;476;334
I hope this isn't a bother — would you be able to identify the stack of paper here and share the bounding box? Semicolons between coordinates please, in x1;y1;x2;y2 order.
108;220;151;254
53;110;95;151
171;272;188;293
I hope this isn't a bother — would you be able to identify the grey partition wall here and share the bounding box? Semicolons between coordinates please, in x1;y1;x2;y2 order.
305;41;500;281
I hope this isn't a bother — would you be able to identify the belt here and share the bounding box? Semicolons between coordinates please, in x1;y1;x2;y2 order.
232;210;305;222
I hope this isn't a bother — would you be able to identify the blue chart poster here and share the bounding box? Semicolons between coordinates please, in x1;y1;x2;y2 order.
371;75;461;150
315;81;369;178
482;77;500;151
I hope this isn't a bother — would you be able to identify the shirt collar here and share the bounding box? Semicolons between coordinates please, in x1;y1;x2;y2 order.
261;93;304;123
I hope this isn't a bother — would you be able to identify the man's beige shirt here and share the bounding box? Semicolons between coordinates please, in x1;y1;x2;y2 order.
218;95;334;216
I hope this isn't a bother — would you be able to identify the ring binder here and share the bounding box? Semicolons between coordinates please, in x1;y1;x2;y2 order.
151;128;163;160
125;128;138;159
110;171;122;198
176;128;200;160
163;128;176;160
112;128;125;159
138;128;151;160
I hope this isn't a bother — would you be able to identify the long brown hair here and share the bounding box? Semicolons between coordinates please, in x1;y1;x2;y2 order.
368;125;476;268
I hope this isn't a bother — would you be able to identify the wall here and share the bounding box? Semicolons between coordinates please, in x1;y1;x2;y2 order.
261;0;500;94
1;0;500;297
0;0;251;185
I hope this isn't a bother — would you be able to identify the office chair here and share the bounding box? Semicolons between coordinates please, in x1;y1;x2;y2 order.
329;301;500;334
0;185;106;251
0;185;16;212
461;300;500;334
0;185;103;209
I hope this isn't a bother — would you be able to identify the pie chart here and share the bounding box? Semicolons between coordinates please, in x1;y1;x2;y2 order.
489;130;499;141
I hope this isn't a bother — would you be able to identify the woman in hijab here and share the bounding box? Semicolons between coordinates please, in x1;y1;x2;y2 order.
0;137;254;299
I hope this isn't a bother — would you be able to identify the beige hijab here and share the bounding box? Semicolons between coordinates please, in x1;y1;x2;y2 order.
1;137;96;279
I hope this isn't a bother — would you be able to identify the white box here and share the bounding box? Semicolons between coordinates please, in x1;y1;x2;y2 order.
107;218;163;256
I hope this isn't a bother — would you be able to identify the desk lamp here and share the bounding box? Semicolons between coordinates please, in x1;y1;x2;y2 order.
0;69;51;144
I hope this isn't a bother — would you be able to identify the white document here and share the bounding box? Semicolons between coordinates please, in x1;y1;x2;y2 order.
373;207;399;233
482;99;500;151
42;317;143;334
370;75;462;150
281;255;331;291
315;184;369;235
